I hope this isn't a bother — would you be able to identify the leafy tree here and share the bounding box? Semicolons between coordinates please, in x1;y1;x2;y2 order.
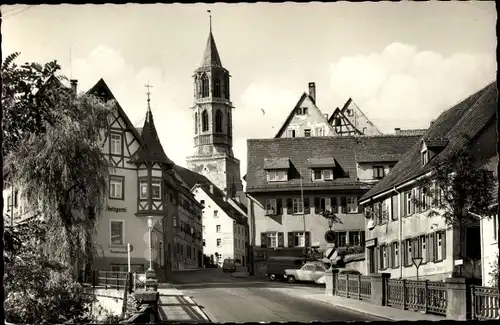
412;144;496;276
2;53;116;275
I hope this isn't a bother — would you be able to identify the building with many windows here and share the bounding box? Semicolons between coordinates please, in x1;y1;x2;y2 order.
359;81;497;282
174;166;248;267
245;134;421;275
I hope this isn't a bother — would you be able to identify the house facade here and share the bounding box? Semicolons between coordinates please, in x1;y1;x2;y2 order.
359;81;497;282
245;135;421;275
328;98;382;136
3;77;204;279
174;165;249;267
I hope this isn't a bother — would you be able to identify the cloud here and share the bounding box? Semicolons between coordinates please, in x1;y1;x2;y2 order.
329;42;496;132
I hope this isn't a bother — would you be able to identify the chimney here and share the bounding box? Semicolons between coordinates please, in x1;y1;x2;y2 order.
394;128;401;134
209;184;214;194
430;120;435;126
70;79;78;94
308;82;316;103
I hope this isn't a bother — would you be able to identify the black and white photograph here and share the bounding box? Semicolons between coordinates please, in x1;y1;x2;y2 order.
1;1;498;324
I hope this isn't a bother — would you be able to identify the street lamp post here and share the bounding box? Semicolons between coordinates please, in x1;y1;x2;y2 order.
148;217;154;272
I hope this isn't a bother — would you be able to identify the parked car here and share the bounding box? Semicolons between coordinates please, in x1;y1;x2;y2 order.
285;261;327;284
265;256;305;281
222;258;236;272
315;267;362;284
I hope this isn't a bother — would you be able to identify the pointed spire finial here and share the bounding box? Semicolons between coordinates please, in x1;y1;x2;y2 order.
207;9;212;33
145;82;153;111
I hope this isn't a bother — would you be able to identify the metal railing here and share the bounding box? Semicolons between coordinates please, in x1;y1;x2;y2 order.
336;274;372;301
79;270;129;290
385;279;447;316
471;285;499;320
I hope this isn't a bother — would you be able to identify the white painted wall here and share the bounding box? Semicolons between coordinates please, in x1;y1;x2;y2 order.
480;214;498;286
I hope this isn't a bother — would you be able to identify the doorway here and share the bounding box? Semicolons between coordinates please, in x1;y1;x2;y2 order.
198;250;203;268
368;247;376;274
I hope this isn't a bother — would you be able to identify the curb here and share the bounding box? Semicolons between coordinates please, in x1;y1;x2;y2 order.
306;296;393;321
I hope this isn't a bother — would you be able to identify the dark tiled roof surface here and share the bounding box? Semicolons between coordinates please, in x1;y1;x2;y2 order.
423;138;449;148
246;135;421;191
361;81;497;201
132;109;174;166
173;166;247;224
264;158;290;169
200;31;222;67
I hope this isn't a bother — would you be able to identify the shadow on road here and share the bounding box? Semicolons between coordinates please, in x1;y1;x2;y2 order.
173;279;324;291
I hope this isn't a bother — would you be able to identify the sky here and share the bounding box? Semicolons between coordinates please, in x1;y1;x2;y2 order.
2;2;497;181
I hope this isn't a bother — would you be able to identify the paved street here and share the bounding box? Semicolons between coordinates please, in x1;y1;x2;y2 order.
169;268;384;322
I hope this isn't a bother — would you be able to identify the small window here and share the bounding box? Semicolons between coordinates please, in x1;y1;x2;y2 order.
335;231;347;247
294;232;305;247
335;118;342;127
322;169;333;180
216;225;221;233
292;198;304;214
200;200;205;206
373;166;385;179
315;128;324;137
297;107;308;115
109;176;124;199
266;199;277;215
347;197;358;213
151;181;161;199
422;150;430;165
217;238;222;247
347;109;354;117
203;239;206;246
110;133;123;155
139;181;148;200
304;129;311;137
313;170;322;180
214;210;219;218
287;129;296;138
267;170;288;182
110;220;124;246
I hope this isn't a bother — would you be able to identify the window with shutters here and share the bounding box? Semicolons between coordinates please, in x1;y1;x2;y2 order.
294;232;305;247
391;242;399;268
265;232;278;248
420;235;427;263
267;170;288;182
216;238;222;247
340;197;347;213
266;199;277;215
404;239;412;266
292;198;303;214
349;231;362;246
436;231;445;261
391;195;399;221
406;190;412;216
379;244;388;270
335;231;347;247
347;197;358;213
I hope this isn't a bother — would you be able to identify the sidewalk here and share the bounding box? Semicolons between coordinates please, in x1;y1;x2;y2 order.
157;283;211;323
306;294;445;321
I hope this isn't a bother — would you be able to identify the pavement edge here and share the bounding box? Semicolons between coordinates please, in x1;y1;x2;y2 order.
305;296;394;321
170;282;213;323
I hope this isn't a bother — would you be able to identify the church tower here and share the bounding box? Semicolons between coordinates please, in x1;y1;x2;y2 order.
186;16;243;198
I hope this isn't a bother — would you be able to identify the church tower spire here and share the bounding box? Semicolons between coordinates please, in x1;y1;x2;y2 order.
186;13;243;198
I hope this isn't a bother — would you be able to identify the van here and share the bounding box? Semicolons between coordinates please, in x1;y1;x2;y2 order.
265;256;305;281
222;258;236;273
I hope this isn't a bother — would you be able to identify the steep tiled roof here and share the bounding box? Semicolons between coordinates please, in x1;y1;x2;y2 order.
173;166;247;224
355;135;421;163
361;81;497;201
131;108;174;166
246;135;421;192
200;31;222;67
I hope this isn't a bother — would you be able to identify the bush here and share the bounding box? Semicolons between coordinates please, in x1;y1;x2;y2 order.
488;252;498;287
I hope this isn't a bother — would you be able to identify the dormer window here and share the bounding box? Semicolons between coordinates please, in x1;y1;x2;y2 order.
287;129;296;138
297;107;308;115
267;170;288;182
313;169;333;181
373;166;385;179
422;150;430;165
304;129;311;137
315;128;324;137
